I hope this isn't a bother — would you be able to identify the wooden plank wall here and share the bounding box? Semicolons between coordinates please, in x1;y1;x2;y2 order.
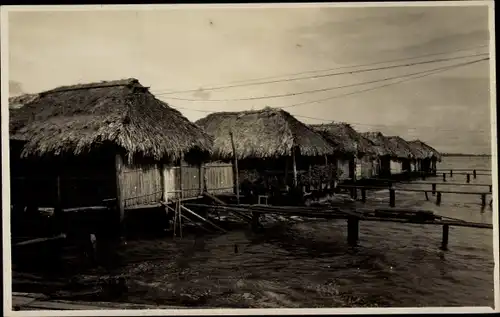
204;162;234;195
121;161;234;207
121;162;163;208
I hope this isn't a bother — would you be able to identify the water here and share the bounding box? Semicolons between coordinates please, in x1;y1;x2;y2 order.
12;156;495;308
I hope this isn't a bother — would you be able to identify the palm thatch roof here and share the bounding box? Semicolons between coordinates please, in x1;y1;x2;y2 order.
9;78;213;162
195;107;336;160
361;131;407;159
386;136;420;159
9;93;40;110
408;140;442;162
309;122;383;157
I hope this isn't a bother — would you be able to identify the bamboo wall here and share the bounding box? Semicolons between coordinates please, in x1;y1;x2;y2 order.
121;162;163;208
204;162;235;195
120;160;234;208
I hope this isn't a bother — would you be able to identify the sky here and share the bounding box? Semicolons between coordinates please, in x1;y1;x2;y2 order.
6;4;493;154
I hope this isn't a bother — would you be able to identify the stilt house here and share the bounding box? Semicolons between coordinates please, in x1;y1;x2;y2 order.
408;140;442;174
310;122;384;181
9;78;215;234
195;107;336;200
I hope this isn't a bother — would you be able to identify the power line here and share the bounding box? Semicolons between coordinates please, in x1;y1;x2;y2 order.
160;56;488;102
151;44;488;95
168;58;490;134
155;52;488;98
279;57;488;109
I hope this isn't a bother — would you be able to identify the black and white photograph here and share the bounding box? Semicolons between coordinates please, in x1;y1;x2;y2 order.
1;2;498;315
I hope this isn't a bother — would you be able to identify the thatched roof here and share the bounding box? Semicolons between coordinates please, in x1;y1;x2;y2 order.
195;107;336;160
386;136;420;159
9;78;213;161
9;93;40;110
408;140;443;162
309;122;382;157
361;131;406;159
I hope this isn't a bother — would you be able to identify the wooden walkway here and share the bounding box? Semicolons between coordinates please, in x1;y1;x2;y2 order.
11;292;186;311
185;201;492;251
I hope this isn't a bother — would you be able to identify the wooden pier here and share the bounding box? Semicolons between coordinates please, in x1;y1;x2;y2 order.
337;184;493;207
184;202;492;251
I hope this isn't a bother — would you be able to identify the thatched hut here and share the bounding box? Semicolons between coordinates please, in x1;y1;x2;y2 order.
195;107;336;199
361;131;410;176
9;78;214;235
408;140;442;173
386;136;424;173
310;122;383;180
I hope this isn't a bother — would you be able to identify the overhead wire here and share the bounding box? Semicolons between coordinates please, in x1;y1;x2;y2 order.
159;55;489;102
279;57;488;109
150;44;488;95
166;57;490;134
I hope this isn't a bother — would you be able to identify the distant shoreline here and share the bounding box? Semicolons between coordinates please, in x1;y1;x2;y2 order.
442;153;492;157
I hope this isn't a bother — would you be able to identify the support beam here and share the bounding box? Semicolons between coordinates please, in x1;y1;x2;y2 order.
450;169;453;178
440;224;449;251
229;131;240;204
292;147;298;188
180;205;227;233
114;154;125;239
442;173;446;182
436;192;442;206
347;217;359;246
481;193;487;207
473;169;477;179
432;183;436;196
361;188;367;203
199;164;204;195
251;211;261;231
389;188;396;207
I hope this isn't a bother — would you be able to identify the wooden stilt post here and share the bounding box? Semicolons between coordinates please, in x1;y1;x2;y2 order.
55;173;63;234
361;188;366;203
179;158;184;239
489;185;492;193
284;157;289;191
114;154;125;240
442;173;446;182
450;170;453;178
481;193;486;207
251;211;261;231
199;163;204;195
436;192;442;206
466;173;470;183
432;183;436;196
229;131;240;204
389;188;396;207
424;191;429;201
347;217;359;246
307;164;312;192
292;147;298;188
473;169;477;179
440;224;449;251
